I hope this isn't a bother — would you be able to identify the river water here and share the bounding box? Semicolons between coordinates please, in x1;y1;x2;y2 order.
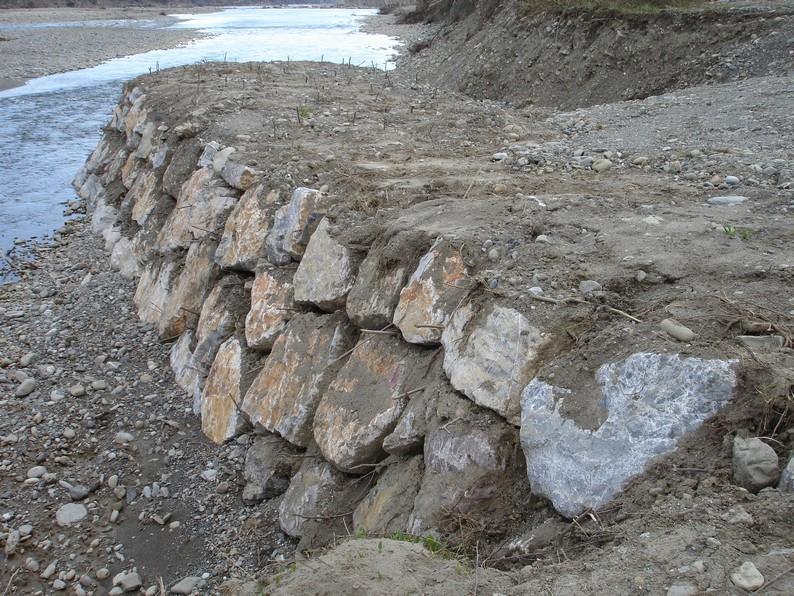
0;7;396;275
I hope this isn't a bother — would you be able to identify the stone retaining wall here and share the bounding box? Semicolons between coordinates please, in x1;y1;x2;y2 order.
73;80;740;546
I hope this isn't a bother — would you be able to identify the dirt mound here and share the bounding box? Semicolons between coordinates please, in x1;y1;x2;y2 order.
397;0;794;108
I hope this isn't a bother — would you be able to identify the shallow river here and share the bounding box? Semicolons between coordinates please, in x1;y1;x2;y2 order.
0;7;396;273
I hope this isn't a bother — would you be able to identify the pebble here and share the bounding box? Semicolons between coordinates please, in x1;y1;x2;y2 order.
578;280;602;295
55;503;87;526
52;579;67;590
114;570;142;592
27;465;47;479
492;152;508;161
41;561;57;579
15;377;37;397
114;431;135;444
69;384;86;397
97;568;110;580
730;561;764;591
592;158;613;173
63;428;76;439
4;529;20;555
725;175;740;186
660;318;696;342
707;195;747;206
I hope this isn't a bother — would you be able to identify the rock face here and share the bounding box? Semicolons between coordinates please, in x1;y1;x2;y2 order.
520;352;737;517
345;232;425;329
215;183;272;271
408;404;514;534
293;218;361;312
732;437;780;492
442;303;544;424
278;458;349;537
265;187;327;265
353;456;424;535
242;313;355;447
201;337;258;444
393;239;471;344
242;434;301;503
245;268;298;352
313;335;435;473
157;167;239;254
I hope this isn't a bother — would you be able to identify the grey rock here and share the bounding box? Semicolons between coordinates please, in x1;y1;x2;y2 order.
115;571;142;592
736;335;785;351
4;529;20;556
353;456;423;535
265;187;326;265
170;576;201;594
724;175;740;186
592;158;613;173
732;437;779;492
55;503;87;526
778;454;793;492
707;195;748;206
241;435;300;503
666;584;698;596
730;561;764;591
660;318;696;342
15;378;37;397
578;279;602;295
520;352;736;517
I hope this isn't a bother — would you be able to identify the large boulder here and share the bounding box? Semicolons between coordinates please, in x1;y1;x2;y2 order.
242;434;301;503
313;335;436;473
265;187;327;265
126;169;162;226
215;183;274;271
133;259;180;324
162;138;202;198
278;458;351;537
200;337;259;444
293;218;361;312
242;312;355;447
345;231;427;329
407;396;514;534
245;268;298;352
157;240;220;340
442;303;545;425
520;352;737;518
733;437;780;492
393;239;471;344
353;456;424;535
157;167;239;254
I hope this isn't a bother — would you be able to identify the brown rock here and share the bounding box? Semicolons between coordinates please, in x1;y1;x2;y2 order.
215;183;273;271
245;268;298;352
221;160;257;191
242;312;355;447
313;335;436;473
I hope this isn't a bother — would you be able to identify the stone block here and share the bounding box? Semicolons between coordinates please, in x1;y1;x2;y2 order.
215;183;273;271
245;268;297;352
157;240;220;340
201;337;259;444
353;456;423;535
293;218;361;312
313;335;436;473
242;312;355;447
520;352;737;518
242;434;301;503
442;303;545;424
265;187;327;265
393;239;471;345
157;167;239;254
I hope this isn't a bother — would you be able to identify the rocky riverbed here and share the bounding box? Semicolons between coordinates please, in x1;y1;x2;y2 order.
2;7;794;596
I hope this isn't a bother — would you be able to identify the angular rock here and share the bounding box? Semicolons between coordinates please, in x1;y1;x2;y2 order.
221;160;256;191
245;268;297;351
313;335;436;472
162;138;202;198
733;437;779;492
110;237;140;279
130;194;174;264
121;152;144;189
278;458;350;537
382;387;430;456
242;312;355;447
778;454;794;492
346;231;427;329
293;218;361;312
520;352;737;517
353;456;423;535
215;183;273;271
127;169;161;226
170;577;201;595
393;239;471;344
242;434;301;503
200;337;258;444
133;260;180;324
442;303;544;424
407;402;514;534
265;187;327;265
157;167;239;254
157;240;220;339
731;562;764;591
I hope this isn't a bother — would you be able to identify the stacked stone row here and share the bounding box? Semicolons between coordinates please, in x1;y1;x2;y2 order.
74;83;741;540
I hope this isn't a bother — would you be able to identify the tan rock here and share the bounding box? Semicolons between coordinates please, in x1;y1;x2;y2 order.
110;237;139;279
157;241;220;339
121;152;144;189
245;268;297;351
393;239;472;344
157;167;239;254
442;303;545;424
201;337;258;444
220;159;256;191
313;335;435;473
215;183;273;271
133;259;180;324
126;169;161;226
265;187;327;265
353;456;423;535
242;312;355;447
293;218;361;312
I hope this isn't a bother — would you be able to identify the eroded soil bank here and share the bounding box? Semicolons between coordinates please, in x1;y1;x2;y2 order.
1;5;794;596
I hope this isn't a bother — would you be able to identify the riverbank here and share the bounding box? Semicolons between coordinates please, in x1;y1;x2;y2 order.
0;7;210;83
